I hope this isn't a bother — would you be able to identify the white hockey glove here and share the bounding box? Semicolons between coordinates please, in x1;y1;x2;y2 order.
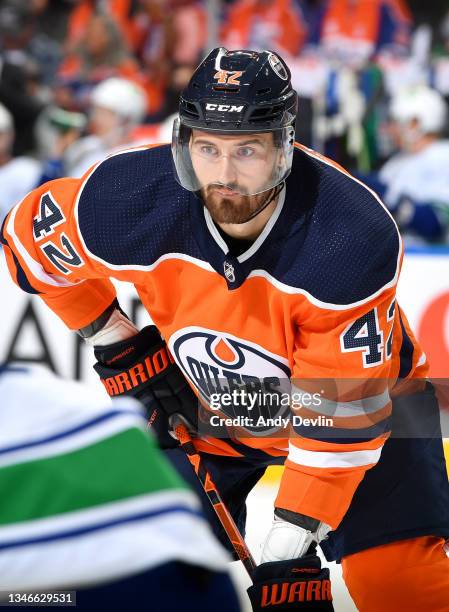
261;508;332;562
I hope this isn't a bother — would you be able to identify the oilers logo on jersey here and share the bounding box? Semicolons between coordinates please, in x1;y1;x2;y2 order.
170;327;291;434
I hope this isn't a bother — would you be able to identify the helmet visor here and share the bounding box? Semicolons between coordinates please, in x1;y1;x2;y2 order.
171;118;295;196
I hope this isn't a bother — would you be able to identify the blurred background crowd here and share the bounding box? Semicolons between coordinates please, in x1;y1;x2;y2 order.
0;0;449;244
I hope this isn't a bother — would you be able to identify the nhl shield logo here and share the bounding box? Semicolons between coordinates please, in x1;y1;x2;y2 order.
223;260;235;282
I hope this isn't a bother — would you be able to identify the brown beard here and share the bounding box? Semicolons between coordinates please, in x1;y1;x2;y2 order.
202;186;272;224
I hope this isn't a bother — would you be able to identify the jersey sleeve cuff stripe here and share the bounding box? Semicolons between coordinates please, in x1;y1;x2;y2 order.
291;384;390;417
287;441;383;469
292;417;392;444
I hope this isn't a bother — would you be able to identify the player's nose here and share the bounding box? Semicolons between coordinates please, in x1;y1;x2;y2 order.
217;155;238;185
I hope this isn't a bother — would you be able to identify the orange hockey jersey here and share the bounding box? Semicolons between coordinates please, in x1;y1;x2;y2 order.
1;143;427;529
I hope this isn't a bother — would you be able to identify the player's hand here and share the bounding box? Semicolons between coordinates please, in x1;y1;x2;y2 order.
93;325;199;449
247;555;334;611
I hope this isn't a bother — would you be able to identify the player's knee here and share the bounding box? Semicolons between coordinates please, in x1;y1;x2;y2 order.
341;536;449;612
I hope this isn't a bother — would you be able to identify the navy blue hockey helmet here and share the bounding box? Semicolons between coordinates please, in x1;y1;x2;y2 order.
172;47;298;195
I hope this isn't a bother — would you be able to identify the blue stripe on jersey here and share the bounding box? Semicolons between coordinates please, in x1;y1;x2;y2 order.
398;311;415;379
292;417;392;444
0;365;29;377
0;505;204;551
222;437;286;465
0;409;146;456
0;227;40;294
0;215;8;245
10;249;40;294
1;219;40;294
405;245;449;255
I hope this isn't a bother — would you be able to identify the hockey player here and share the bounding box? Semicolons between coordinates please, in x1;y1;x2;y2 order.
379;85;449;243
0;362;241;611
40;77;148;181
1;48;449;611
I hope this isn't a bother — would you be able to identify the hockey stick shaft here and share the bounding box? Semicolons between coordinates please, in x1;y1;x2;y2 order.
172;417;257;579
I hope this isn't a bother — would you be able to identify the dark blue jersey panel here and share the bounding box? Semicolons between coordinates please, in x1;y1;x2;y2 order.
277;148;400;304
77;145;203;267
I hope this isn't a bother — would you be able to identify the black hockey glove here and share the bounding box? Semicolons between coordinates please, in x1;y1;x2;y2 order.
247;554;334;612
93;326;199;449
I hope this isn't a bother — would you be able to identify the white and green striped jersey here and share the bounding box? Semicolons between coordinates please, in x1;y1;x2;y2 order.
0;364;230;590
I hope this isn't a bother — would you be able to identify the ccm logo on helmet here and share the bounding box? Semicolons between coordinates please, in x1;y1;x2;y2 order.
206;103;244;112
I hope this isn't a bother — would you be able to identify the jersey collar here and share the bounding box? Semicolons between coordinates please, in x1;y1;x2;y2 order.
202;186;286;263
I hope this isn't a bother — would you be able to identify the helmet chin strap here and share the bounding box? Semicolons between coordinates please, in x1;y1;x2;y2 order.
240;181;285;223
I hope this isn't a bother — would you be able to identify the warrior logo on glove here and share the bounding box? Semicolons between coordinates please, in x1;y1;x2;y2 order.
100;342;174;396
247;556;334;611
260;576;332;607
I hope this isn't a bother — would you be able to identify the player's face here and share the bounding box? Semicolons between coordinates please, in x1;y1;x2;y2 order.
190;130;279;224
395;119;423;153
89;106;121;137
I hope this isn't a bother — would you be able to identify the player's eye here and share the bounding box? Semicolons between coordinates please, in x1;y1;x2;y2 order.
236;147;255;158
199;145;219;157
